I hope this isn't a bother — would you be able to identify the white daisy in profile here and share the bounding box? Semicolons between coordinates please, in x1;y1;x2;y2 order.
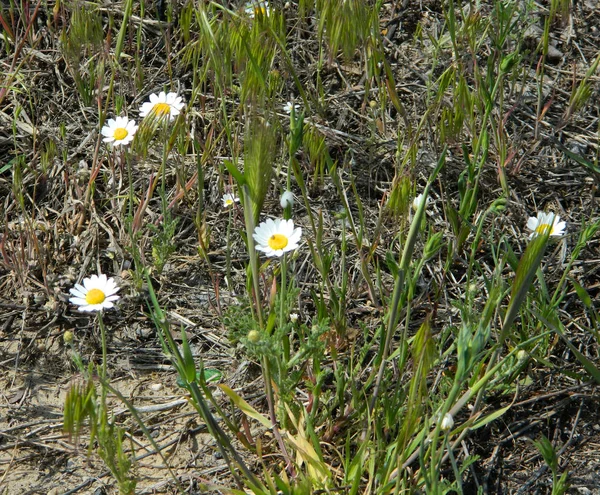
283;101;300;114
526;212;566;239
69;273;120;312
412;193;430;212
289;313;299;323
245;0;269;18
253;218;302;257
222;193;240;208
100;116;138;147
139;91;185;122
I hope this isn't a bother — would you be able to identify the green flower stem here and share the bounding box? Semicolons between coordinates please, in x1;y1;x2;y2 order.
280;254;290;362
368;150;446;416
98;312;107;382
225;206;234;290
261;355;294;474
242;184;263;328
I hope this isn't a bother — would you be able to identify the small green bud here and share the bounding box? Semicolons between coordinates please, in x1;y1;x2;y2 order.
247;330;260;343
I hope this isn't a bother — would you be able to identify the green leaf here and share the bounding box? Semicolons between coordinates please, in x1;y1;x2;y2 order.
533;435;557;473
181;329;197;384
571;278;592;308
224;159;246;186
537;312;600;384
385;251;399;278
553;138;600;174
0;157;16;174
176;369;222;389
244;118;275;223
265;310;277;335
218;384;272;429
114;0;134;65
502;232;549;338
471;404;511;430
203;368;223;383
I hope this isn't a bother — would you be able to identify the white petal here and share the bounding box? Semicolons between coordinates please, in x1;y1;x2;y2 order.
526;217;538;231
288;228;302;245
69;287;86;298
253;233;267;245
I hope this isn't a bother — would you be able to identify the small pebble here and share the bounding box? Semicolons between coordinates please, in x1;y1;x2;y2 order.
547;45;563;64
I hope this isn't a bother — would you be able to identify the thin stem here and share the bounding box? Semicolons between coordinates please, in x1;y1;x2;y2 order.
242;184;263;328
98;312;108;381
280;255;290;361
261;355;294;474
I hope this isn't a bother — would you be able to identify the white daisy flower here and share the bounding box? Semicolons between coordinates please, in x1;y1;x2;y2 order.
69;273;120;312
222;193;240;208
245;0;269;18
253;218;302;257
283;101;300;114
100;116;138;147
139;91;185;122
289;313;299;323
412;193;430;212
280;190;294;208
526;212;566;239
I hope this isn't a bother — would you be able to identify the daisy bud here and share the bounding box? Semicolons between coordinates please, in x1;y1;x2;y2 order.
280;190;294;209
440;413;454;432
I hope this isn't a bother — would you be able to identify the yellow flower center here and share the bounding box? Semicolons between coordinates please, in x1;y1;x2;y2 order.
85;288;106;305
268;233;288;250
535;223;551;235
113;127;128;140
154;102;171;116
225;199;233;206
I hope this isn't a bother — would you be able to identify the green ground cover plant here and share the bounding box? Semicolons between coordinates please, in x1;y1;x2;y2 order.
1;0;599;493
